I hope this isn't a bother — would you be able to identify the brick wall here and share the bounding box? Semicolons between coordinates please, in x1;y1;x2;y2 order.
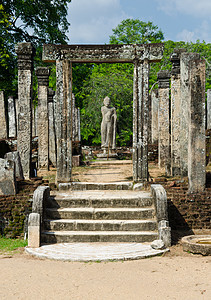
164;184;211;230
0;178;50;238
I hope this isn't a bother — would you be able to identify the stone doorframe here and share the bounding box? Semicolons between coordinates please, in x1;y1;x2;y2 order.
42;43;164;182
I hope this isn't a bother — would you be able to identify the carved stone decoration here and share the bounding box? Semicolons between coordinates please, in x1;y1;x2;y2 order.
157;70;171;175
36;67;50;170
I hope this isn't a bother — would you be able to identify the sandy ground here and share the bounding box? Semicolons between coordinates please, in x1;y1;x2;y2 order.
0;245;210;300
5;161;209;299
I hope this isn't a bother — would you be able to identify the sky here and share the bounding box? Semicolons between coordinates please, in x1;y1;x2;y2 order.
67;0;211;44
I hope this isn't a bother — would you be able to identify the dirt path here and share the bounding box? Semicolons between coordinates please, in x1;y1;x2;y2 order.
0;245;210;300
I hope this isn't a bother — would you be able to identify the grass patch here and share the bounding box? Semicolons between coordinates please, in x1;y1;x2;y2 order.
0;237;27;254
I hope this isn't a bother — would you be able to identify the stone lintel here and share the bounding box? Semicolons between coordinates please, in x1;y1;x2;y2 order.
43;43;164;63
157;70;170;89
15;42;35;70
36;67;50;86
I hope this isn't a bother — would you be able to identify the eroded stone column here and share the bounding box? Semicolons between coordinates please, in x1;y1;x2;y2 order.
48;88;57;167
157;70;171;175
8;96;17;138
36;67;49;170
188;58;206;193
180;52;200;177
15;42;35;179
133;59;149;181
151;89;159;144
0;91;7;139
170;50;184;176
56;60;72;182
207;89;211;129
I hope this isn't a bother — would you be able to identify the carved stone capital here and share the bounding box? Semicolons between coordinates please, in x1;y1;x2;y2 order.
36;67;50;86
157;70;170;88
170;48;186;76
15;42;35;71
48;88;55;102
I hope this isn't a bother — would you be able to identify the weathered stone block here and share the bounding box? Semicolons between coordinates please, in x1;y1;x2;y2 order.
28;213;40;248
0;158;16;195
4;151;24;180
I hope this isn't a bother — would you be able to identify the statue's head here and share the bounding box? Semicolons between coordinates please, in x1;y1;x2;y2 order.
104;96;111;107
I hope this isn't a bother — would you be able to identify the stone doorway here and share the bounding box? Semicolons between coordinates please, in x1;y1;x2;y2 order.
42;44;164;183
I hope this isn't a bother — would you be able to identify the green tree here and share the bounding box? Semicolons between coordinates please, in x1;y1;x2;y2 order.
0;0;71;97
109;18;164;44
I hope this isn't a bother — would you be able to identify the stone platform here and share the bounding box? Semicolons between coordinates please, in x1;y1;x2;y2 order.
25;242;169;261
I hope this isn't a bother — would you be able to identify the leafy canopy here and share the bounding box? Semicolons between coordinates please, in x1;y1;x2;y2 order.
109;18;164;44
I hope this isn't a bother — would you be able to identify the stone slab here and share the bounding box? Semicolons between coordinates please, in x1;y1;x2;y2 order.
25;242;169;261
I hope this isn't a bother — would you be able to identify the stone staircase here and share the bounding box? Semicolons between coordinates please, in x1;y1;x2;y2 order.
41;182;159;244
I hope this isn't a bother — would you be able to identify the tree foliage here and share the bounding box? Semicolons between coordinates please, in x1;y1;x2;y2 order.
109;18;164;44
0;0;71;97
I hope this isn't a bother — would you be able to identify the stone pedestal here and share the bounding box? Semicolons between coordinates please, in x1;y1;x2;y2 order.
207;89;211;129
56;60;72;182
8;96;17;138
188;58;206;193
28;213;40;248
157;70;171;175
151;89;159;144
15;42;35;179
0;91;7;139
36;67;50;170
133;59;150;181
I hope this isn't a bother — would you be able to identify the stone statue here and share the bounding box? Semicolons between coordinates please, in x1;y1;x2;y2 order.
101;96;117;151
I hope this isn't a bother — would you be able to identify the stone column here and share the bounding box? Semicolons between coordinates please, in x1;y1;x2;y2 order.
48;88;57;167
133;59;149;181
8;96;17;138
56;60;72;182
36;67;50;170
0;91;7;139
15;42;35;179
170;50;183;176
180;52;200;176
188;58;206;193
157;70;171;175
151;89;159;144
207;89;211;129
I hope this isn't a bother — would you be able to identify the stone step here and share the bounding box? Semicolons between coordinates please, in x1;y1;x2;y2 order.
44;219;157;232
59;182;134;191
41;230;158;243
45;207;155;220
48;191;153;208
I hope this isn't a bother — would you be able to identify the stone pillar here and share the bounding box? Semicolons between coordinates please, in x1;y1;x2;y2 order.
180;53;200;176
48;88;57;167
15;42;35;179
36;67;50;170
8;96;17;138
32;103;37;137
188;58;206;193
151;89;159;144
170;50;182;176
56;60;72;182
157;70;171;175
0;91;7;139
133;59;149;181
207;89;211;129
